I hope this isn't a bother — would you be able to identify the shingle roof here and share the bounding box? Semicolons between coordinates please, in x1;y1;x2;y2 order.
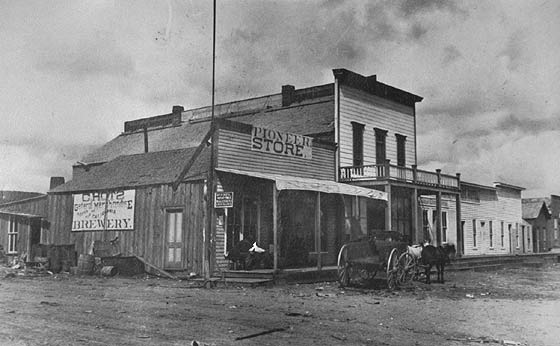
231;98;334;136
80;98;334;164
522;199;550;219
52;147;209;193
81;121;211;164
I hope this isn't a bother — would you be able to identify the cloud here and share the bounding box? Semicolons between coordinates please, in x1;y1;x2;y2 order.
0;0;559;198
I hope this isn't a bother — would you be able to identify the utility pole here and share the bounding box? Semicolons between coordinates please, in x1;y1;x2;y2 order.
205;0;217;280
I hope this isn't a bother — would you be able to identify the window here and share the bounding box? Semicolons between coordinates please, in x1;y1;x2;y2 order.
8;216;18;254
554;219;558;240
396;134;406;167
442;211;448;242
543;226;547;247
501;222;504;247
374;128;387;164
472;219;477;248
489;221;493;248
527;227;531;250
351;122;364;166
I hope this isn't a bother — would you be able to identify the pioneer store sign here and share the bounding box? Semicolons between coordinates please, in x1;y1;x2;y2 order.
251;126;312;159
72;190;135;231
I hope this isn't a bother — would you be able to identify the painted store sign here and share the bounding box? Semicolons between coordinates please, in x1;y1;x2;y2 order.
251;126;312;159
72;190;135;231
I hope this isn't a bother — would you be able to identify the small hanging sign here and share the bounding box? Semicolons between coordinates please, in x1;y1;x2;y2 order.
214;191;234;208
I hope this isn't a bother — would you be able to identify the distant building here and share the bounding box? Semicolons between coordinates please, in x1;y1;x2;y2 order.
421;181;529;256
522;195;560;252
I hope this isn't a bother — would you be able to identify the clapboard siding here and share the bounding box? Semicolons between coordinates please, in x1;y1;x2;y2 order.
46;182;205;274
217;129;335;181
339;85;416;168
460;188;526;256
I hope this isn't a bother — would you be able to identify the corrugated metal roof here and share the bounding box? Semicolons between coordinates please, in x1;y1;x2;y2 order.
52;147;209;193
522;199;549;220
217;168;387;201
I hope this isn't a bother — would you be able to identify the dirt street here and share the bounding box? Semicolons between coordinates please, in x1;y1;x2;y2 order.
1;264;559;346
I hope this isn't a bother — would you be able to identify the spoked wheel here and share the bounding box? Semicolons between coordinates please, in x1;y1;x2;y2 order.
337;244;351;287
397;252;416;286
386;248;400;290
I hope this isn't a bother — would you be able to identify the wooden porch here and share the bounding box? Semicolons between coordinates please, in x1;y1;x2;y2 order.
339;161;460;191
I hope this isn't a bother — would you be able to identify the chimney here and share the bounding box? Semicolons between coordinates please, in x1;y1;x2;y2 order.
282;85;295;107
172;105;184;115
50;176;65;190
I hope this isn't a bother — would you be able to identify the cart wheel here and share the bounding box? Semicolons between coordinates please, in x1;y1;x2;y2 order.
337;244;351;287
386;248;399;290
397;252;415;285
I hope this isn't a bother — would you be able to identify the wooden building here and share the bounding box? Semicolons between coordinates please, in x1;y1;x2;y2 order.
46;67;539;278
522;198;552;252
0;193;48;262
460;182;529;256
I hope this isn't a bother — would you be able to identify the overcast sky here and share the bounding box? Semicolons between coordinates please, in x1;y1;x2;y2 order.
1;0;559;197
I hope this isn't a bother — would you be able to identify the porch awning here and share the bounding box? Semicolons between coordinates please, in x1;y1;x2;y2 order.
216;168;388;201
0;210;44;218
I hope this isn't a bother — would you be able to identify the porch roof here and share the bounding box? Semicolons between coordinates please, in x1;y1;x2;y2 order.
216;168;388;201
0;210;43;219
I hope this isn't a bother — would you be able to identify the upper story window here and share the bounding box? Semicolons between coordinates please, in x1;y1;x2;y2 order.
461;187;480;202
395;134;406;167
374;128;387;164
351;122;364;166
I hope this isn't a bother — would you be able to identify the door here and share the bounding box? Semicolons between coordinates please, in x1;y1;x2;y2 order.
165;209;184;269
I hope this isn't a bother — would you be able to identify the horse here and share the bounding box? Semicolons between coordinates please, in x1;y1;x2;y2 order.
420;243;456;284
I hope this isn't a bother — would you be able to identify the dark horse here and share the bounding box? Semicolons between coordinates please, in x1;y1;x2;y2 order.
421;243;456;284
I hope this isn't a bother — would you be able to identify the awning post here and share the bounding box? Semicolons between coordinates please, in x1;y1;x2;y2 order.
273;184;278;272
315;191;322;270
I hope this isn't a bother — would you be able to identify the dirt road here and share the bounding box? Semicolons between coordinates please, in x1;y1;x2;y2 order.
1;264;559;346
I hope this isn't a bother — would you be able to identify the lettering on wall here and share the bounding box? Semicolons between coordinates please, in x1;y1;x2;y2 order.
72;190;135;231
251;126;312;159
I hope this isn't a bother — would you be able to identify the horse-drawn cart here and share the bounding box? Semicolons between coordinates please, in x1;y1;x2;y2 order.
337;232;412;290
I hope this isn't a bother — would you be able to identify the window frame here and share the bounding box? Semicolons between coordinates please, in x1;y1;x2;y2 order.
374;128;387;165
351;122;365;167
8;216;18;254
472;219;477;248
395;134;406;167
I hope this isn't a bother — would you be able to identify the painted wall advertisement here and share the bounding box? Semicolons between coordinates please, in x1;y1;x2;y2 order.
72;190;135;231
251;126;312;159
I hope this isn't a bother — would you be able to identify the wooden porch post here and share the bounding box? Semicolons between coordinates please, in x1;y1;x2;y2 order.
412;188;418;244
315;192;322;270
436;191;442;246
385;184;392;231
455;173;462;256
273;185;278;272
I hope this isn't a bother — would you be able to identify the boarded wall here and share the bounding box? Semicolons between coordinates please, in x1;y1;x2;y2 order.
46;182;205;274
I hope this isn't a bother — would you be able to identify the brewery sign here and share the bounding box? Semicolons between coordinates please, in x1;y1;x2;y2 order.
72;190;135;231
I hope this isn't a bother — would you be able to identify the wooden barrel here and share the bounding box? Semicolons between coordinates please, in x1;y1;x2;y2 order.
100;266;118;277
77;254;94;275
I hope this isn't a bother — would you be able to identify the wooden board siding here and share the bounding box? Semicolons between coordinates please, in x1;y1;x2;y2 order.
339;85;416;168
461;188;525;256
46;182;205;274
216;129;335;181
0;215;28;256
418;196;458;246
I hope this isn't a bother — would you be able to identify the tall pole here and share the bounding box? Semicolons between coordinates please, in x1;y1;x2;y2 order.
205;0;217;279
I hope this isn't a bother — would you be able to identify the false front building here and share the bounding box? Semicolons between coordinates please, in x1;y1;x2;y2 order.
47;68;462;277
